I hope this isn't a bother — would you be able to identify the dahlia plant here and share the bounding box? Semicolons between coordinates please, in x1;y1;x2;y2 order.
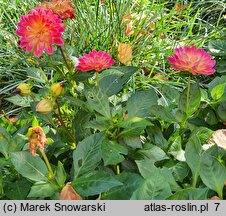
1;0;225;201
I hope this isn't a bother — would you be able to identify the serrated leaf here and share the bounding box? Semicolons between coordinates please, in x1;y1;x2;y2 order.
26;67;47;83
200;152;226;198
151;105;177;123
4;178;32;199
127;89;158;118
85;86;111;119
101;172;143;200
170;162;190;183
10;151;48;182
101;139;128;165
167;188;208;200
72;171;123;197
118;117;153;137
5;95;32;107
138;144;168;162
131;170;172;200
168;136;185;161
73;133;104;179
28;181;58;198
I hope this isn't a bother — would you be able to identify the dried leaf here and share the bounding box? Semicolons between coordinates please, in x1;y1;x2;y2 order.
126;21;134;36
209;129;226;149
117;43;132;65
175;3;187;12
60;182;82;200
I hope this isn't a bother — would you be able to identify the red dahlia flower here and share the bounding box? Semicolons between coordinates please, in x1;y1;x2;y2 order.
16;8;65;57
167;46;216;75
76;50;115;72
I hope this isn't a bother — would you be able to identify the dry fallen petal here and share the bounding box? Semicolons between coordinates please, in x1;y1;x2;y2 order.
60;183;82;200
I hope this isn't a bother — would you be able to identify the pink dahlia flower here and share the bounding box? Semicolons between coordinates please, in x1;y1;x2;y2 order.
16;8;65;57
76;50;115;72
167;46;216;75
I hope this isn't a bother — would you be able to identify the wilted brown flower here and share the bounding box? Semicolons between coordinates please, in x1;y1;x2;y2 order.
27;126;47;156
37;0;75;19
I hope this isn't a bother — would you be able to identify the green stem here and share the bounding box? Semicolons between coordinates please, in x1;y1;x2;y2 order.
192;173;198;188
55;99;77;145
39;149;59;187
59;46;71;72
95;72;99;86
186;75;191;114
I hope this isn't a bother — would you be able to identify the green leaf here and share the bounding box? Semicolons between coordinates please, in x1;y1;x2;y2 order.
84;117;110;131
26;67;47;83
161;167;181;192
99;66;138;97
168;136;185;161
179;83;201;116
208;40;226;56
101;172;143;200
150;105;177;123
138;144;169;162
99;74;123;97
200;152;226;198
170;161;190;183
0;126;12;158
55;161;66;187
185;135;203;186
4;178;32;199
118;117;153;137
101;139;128;165
217;101;226;121
211;83;226;101
146;124;168;149
72;171;123;197
73;133;104;179
5;95;32;107
208;76;226;100
131;171;172;200
28;181;58;198
123;136;142;149
10;151;48;182
167;188;208;200
85;86;111;119
127;89;158;118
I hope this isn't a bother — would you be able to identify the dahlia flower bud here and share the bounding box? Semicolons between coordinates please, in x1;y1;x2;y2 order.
13;83;31;96
36;99;54;114
50;82;64;98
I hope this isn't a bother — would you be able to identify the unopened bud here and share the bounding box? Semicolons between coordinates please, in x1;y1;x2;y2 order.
36;99;54;114
50;83;64;98
14;83;31;96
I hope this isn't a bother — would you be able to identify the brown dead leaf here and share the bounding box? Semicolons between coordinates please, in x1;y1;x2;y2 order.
209;129;226;150
126;21;134;36
208;196;221;200
117;43;132;65
175;3;187;12
60;182;82;200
